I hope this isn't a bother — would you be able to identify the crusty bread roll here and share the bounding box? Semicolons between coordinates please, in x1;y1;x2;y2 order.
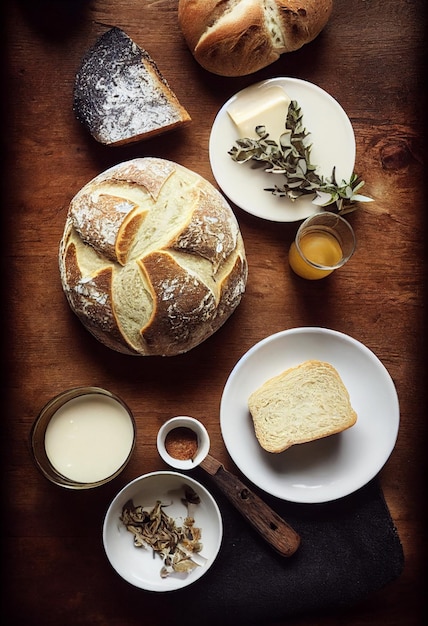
248;360;357;452
59;158;248;356
73;28;191;146
178;0;333;77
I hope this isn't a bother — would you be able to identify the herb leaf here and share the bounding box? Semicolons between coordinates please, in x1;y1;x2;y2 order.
228;100;373;214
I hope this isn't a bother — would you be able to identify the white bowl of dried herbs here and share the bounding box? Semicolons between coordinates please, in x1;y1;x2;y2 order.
103;471;222;591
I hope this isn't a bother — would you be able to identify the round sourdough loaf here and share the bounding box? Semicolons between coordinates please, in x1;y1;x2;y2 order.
59;158;248;356
178;0;333;77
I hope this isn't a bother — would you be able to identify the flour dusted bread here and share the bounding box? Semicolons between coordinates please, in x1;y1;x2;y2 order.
248;360;357;452
178;0;333;77
73;28;191;146
59;158;247;356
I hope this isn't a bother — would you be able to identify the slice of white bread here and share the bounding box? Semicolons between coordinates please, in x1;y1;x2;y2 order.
248;360;357;453
73;28;191;146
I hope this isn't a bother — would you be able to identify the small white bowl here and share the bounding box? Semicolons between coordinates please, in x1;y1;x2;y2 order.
103;471;222;591
157;416;210;470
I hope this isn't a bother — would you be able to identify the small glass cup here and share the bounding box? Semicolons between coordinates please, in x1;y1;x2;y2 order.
289;211;356;280
30;387;136;489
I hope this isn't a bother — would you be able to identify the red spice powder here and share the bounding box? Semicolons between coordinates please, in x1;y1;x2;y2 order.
165;427;198;461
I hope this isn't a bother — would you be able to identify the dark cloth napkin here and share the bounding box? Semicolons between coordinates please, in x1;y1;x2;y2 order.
169;471;404;625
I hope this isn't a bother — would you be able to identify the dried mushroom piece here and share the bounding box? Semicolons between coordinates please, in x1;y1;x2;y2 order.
120;487;205;579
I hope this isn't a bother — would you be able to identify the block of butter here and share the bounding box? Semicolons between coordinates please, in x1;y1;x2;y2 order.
227;85;291;142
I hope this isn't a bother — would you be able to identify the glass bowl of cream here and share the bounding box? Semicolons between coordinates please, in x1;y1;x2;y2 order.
31;386;136;489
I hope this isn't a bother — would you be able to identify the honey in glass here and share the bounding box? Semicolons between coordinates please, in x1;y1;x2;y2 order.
289;212;356;280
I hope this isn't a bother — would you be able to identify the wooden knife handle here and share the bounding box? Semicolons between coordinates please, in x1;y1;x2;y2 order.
204;462;300;557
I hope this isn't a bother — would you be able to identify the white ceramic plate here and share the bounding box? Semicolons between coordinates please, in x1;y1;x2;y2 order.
209;78;356;222
220;328;399;503
103;472;222;591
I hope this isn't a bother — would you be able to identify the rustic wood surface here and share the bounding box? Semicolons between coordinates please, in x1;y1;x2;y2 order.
2;0;426;624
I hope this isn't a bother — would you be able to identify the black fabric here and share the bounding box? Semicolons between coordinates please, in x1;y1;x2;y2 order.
169;471;404;625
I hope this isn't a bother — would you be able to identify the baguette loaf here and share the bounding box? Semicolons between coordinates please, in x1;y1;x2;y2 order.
73;28;191;146
178;0;333;77
248;360;357;453
59;158;248;356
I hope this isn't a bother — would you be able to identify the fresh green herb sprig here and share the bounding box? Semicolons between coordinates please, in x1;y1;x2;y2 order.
228;100;373;214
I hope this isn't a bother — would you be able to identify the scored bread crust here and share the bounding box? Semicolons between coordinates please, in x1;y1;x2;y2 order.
178;0;333;77
73;28;191;146
248;360;357;453
59;158;248;356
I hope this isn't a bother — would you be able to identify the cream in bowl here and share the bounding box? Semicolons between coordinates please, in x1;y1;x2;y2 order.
31;387;136;489
157;416;210;471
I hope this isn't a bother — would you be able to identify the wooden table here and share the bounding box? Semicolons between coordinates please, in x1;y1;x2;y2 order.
3;1;425;624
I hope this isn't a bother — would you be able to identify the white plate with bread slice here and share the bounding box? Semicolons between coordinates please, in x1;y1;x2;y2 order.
209;78;356;222
220;327;399;503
